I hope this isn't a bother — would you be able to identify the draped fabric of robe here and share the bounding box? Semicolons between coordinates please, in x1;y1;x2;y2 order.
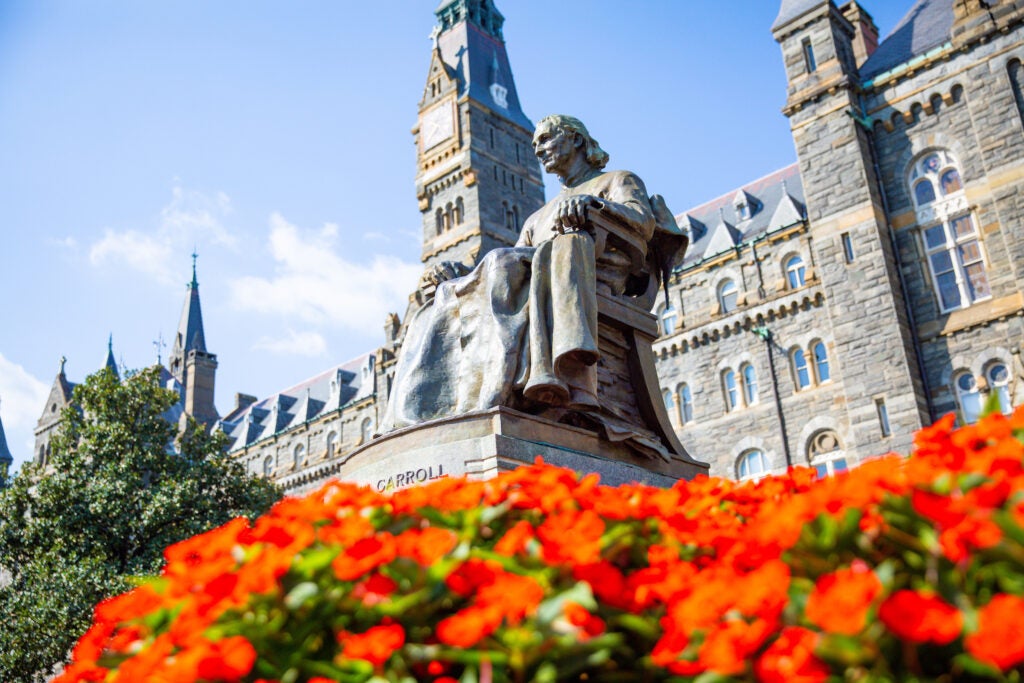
381;170;652;432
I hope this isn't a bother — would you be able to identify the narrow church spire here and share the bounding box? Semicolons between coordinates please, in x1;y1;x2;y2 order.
105;333;119;378
0;397;13;482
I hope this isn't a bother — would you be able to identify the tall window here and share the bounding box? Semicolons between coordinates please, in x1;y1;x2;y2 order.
718;279;738;314
435;208;444;236
293;444;305;469
662;388;676;421
785;255;806;289
738;449;768;481
723;369;739;411
679;384;693;424
955;371;982;424
802;38;817;73
263;455;274;477
659;304;678;336
842;232;855;263
1009;59;1024;130
812;341;830;383
361;418;373;444
741;364;759;406
326;431;338;459
792;348;811;390
986;363;1012;414
910;150;990;312
454;197;464;225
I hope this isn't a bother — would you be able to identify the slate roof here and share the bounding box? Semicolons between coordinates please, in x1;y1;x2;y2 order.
772;0;829;32
219;353;376;452
675;163;806;269
860;0;955;79
436;17;533;130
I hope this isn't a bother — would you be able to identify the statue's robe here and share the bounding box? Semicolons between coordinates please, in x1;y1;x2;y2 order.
381;170;655;432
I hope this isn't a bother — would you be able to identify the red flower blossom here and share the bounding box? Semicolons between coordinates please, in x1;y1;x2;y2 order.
754;627;829;683
965;594;1024;670
339;623;405;666
878;590;963;644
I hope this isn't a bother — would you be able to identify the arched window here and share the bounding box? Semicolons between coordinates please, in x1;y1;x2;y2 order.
741;363;758;405
910;150;990;312
812;341;830;383
658;304;678;336
326;431;338;459
1008;59;1024;129
263;455;274;477
785;255;806;289
453;197;464;225
718;279;738;314
737;449;768;481
435;208;443;236
662;389;676;423
808;430;847;478
722;369;739;411
293;443;305;469
360;418;373;444
955;371;982;425
444;203;453;232
512;205;520;231
792;348;811;390
986;362;1012;414
679;383;693;424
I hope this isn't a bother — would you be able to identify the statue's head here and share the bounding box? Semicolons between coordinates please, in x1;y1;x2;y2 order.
533;115;609;174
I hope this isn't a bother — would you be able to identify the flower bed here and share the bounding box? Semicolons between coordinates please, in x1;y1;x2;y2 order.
58;410;1024;682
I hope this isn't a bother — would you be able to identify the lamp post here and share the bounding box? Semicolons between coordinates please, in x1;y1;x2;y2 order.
752;325;793;469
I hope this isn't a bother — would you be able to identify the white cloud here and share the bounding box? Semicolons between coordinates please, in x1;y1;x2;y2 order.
253;329;328;357
229;213;421;335
0;353;50;470
89;228;176;284
48;236;77;249
88;183;235;285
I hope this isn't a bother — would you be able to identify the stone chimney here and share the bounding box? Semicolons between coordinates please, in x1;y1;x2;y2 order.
234;393;257;412
840;1;879;66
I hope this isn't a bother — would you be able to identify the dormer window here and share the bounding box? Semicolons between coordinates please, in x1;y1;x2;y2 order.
736;200;751;220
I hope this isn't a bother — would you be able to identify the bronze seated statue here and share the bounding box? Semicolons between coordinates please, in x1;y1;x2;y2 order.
381;115;690;461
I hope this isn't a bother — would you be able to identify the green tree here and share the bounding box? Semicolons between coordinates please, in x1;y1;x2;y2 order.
0;366;281;681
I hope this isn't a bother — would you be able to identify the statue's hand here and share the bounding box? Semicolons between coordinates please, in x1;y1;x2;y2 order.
552;194;604;235
420;261;468;289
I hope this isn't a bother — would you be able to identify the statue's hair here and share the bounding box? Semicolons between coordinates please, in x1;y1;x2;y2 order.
537;114;609;170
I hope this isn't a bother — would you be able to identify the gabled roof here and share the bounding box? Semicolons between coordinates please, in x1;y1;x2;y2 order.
220;352;375;452
860;0;955;79
676;163;806;269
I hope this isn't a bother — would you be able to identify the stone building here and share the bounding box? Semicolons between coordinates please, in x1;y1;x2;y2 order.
654;0;1024;480
44;0;1020;494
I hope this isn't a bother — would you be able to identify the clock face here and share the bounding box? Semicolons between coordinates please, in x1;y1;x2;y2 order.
421;102;454;151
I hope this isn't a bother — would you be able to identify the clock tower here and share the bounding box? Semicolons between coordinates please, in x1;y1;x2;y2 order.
414;0;545;270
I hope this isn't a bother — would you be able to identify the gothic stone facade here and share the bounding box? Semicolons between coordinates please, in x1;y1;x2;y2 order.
654;0;1024;480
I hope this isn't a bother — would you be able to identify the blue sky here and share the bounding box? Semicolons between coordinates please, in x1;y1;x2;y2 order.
0;1;909;473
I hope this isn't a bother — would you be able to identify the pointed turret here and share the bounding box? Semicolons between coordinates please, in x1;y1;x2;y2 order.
0;398;13;484
167;254;219;426
104;334;119;379
34;356;76;467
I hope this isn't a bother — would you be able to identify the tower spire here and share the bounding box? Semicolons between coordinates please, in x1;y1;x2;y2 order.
0;396;13;483
105;333;119;378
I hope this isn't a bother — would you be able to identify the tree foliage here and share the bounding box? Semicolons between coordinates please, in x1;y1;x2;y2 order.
0;366;281;681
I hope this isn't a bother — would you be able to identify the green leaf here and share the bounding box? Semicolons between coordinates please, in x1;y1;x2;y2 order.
536;581;598;625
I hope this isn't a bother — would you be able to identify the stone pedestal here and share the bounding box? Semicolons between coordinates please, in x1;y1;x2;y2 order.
335;407;708;493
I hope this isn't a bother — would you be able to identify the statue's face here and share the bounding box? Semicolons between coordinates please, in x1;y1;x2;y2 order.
532;121;578;177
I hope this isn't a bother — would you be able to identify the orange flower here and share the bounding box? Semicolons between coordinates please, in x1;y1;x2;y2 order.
331;534;397;581
563;601;605;638
340;623;405;666
494;519;534;556
699;618;772;674
805;562;882;635
395;526;458;565
352;572;398;606
195;635;258;680
436;604;503;647
878;590;963;644
965;594;1024;670
537;509;604;564
754;627;829;683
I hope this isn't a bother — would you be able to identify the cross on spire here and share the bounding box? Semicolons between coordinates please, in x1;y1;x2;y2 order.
190;248;199;288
